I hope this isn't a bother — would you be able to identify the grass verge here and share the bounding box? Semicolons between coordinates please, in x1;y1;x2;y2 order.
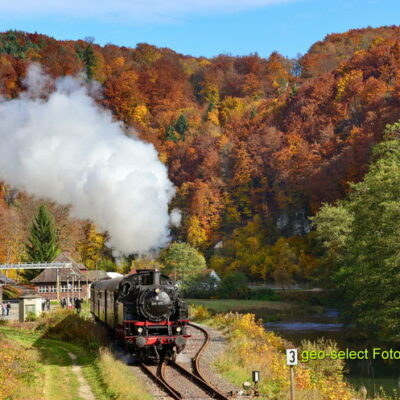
98;348;153;400
0;309;154;400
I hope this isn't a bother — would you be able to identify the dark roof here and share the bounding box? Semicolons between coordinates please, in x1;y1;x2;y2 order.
31;252;89;283
92;277;123;291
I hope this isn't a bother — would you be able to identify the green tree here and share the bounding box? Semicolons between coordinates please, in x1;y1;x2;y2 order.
312;120;400;342
24;205;60;280
165;125;178;142
161;242;206;282
83;44;97;80
25;205;59;262
75;41;97;80
218;271;249;299
174;114;188;140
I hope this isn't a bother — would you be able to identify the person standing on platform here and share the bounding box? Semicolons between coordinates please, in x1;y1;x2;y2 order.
74;297;82;313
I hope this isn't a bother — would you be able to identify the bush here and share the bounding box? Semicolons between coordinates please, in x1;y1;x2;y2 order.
36;309;108;348
218;271;249;299
183;275;220;298
190;304;211;320
25;312;37;321
211;312;355;400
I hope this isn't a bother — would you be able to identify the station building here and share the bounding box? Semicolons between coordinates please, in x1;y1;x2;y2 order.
30;252;109;299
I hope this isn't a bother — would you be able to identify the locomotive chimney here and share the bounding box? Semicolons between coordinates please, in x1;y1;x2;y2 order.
152;269;161;285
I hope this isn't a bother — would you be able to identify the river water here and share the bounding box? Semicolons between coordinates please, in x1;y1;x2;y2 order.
261;308;400;398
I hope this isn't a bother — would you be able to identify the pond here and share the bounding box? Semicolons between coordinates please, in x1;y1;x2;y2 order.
261;308;400;398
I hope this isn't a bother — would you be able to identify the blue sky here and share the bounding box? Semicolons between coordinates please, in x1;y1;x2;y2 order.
0;0;397;59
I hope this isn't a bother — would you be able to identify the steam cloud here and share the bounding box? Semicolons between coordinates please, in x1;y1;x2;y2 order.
0;65;177;254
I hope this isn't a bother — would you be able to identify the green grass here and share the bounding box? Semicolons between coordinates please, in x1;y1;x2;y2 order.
0;326;111;400
187;298;293;313
39;339;81;400
98;348;153;400
0;312;154;400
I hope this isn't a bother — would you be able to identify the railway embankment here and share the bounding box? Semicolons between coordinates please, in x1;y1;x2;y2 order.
1;305;392;400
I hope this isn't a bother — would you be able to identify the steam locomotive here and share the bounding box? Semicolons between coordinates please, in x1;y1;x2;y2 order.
90;269;189;361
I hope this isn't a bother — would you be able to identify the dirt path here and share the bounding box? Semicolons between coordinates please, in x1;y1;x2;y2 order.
68;352;96;400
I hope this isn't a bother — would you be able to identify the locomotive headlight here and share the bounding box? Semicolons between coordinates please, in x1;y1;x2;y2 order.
137;327;143;334
155;288;161;293
176;326;182;333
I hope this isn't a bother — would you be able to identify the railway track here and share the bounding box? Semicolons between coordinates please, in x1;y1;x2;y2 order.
140;323;230;400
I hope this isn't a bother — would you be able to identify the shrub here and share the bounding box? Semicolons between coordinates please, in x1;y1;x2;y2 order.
25;312;37;322
190;304;211;320
36;309;108;348
183;275;220;298
210;312;356;400
218;271;249;299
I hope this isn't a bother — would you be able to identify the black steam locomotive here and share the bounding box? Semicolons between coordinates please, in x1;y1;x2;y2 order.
91;269;189;361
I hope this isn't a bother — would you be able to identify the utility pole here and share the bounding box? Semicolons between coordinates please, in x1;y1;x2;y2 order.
56;268;60;301
67;275;70;306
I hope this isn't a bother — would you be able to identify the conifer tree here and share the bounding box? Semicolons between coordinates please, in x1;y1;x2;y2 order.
25;205;60;263
175;114;188;140
83;44;96;80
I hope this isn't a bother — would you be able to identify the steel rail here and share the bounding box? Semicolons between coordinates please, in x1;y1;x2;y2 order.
140;362;182;400
188;323;211;381
140;324;229;399
170;360;230;400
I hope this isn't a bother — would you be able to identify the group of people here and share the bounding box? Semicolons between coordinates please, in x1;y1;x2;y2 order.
1;302;11;316
60;297;82;313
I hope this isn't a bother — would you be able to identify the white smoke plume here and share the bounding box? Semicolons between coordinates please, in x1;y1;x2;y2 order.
169;208;182;228
0;64;177;254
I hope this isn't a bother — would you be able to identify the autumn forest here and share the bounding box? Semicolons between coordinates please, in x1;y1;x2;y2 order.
1;26;400;311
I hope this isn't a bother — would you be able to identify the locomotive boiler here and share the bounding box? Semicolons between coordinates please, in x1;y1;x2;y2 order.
91;269;189;361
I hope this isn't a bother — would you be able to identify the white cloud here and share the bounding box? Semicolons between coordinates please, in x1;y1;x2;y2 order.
0;0;297;23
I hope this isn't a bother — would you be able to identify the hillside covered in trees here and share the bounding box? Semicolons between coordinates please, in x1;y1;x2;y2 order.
1;26;400;285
